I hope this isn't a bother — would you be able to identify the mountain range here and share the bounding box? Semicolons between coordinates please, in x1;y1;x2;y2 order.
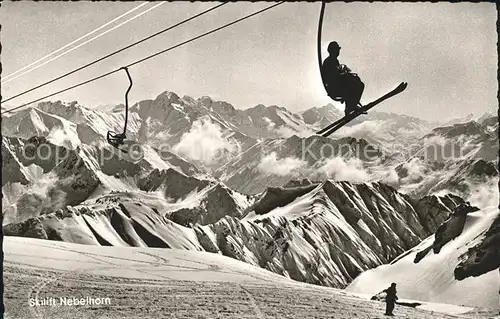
2;90;498;308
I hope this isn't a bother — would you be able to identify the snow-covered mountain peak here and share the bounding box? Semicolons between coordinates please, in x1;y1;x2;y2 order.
198;96;238;116
36;100;90;121
301;103;343;125
2;106;82;149
432;121;486;138
155;90;182;105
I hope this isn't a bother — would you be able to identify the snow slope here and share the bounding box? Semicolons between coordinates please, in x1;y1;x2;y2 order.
347;206;500;309
3;236;485;319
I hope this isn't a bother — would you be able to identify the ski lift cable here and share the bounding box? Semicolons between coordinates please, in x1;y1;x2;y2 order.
1;1;285;115
2;2;149;82
126;1;285;68
2;2;166;86
1;2;228;104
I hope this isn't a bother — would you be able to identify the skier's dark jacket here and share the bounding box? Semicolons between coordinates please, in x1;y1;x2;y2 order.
383;286;398;302
322;56;343;95
322;56;354;98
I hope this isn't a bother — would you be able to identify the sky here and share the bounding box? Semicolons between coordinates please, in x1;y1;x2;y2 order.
0;2;497;121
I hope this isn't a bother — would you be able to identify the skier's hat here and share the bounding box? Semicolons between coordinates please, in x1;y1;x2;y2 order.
328;41;341;53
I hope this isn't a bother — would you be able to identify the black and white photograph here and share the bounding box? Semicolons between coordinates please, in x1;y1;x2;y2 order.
0;1;498;318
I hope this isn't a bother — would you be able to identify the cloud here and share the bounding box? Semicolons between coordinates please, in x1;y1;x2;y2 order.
276;126;312;138
257;152;307;176
2;172;68;225
263;117;276;129
149;130;173;148
427;178;498;210
466;178;499;209
399;158;426;184
381;167;400;185
173;119;239;166
334;120;383;139
46;127;80;149
397;126;423;136
257;150;372;183
314;157;370;183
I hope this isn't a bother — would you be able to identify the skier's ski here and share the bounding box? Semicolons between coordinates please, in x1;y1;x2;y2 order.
317;82;408;137
316;114;348;135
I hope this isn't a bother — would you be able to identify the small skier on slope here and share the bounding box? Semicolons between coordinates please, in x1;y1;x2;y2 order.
383;283;398;316
321;41;367;117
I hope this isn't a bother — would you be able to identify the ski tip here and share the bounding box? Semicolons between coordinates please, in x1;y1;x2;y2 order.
397;82;408;91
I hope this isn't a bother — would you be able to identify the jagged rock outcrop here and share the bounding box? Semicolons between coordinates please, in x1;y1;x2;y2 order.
3;136;72;179
347;207;499;309
432;204;480;254
409;194;463;234
413;204;480;263
454;213;500;280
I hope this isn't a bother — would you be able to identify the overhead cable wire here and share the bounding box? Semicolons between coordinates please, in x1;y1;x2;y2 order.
2;2;149;82
126;2;285;69
2;2;166;86
2;1;226;105
2;1;285;115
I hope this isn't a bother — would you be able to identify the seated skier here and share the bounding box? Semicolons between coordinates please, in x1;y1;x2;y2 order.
322;41;367;116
